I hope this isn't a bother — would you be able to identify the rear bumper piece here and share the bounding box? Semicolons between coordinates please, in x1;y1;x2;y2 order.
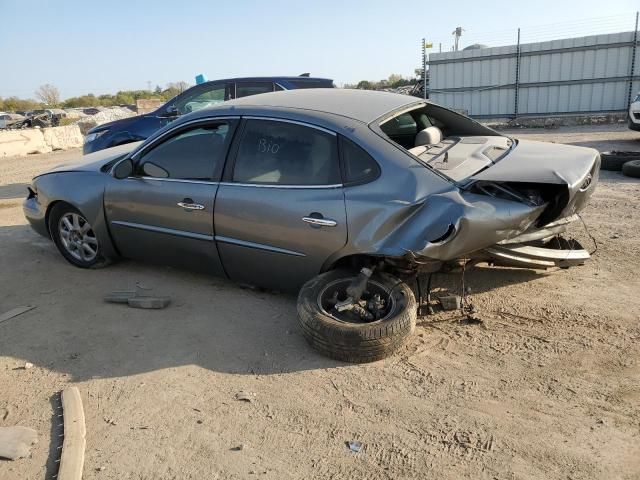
497;215;578;245
480;242;590;269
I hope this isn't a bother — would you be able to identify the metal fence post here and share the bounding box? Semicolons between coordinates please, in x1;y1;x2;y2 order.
514;28;521;118
627;11;639;109
422;38;428;99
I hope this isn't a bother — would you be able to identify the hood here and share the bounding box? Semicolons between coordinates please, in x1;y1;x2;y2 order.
87;114;144;134
42;142;141;175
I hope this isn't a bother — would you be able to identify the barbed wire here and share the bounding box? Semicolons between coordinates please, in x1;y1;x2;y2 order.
427;12;637;53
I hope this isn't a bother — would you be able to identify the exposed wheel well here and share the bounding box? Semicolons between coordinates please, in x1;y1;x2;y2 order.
44;200;74;238
323;254;379;273
323;253;422;277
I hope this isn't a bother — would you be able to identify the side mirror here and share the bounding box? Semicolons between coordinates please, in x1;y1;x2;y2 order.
113;159;133;179
142;162;169;178
164;105;179;117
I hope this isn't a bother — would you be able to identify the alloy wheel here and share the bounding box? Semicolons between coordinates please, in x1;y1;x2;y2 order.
58;212;99;262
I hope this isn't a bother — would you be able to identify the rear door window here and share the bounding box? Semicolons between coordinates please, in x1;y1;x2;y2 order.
236;82;274;98
232;119;340;185
287;79;335;89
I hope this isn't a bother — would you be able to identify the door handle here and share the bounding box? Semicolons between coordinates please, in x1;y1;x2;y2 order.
302;216;337;227
177;199;205;211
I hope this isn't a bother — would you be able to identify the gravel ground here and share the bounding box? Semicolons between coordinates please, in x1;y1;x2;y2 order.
0;124;639;480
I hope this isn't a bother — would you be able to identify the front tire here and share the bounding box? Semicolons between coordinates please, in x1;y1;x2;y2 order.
49;203;111;269
297;270;416;363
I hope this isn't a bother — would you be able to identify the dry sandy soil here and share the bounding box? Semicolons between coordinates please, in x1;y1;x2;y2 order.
1;124;639;480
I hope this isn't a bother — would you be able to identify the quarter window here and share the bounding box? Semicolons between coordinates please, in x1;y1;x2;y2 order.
233;120;340;185
340;137;380;184
138;123;231;181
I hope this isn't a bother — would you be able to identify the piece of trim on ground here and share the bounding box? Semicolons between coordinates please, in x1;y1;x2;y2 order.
0;306;35;324
58;387;86;480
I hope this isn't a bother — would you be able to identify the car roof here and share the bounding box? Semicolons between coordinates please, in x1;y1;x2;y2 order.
200;76;333;84
209;89;426;124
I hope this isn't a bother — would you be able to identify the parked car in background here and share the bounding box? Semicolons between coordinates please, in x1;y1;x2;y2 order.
0;112;26;129
629;92;640;131
20;109;67;129
83;75;335;154
25;89;599;362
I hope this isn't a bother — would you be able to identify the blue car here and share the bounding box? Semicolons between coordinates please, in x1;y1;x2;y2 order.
83;76;334;154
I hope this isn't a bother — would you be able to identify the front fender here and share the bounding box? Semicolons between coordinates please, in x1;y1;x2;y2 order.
34;172;118;259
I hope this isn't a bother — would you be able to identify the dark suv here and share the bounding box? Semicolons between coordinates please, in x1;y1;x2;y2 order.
83;76;334;154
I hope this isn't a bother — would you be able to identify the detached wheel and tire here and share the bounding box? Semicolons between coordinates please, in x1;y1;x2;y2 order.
297;270;416;363
622;160;640;178
49;203;111;269
600;151;640;171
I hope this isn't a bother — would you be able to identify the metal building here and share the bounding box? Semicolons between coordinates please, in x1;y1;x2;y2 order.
428;31;640;118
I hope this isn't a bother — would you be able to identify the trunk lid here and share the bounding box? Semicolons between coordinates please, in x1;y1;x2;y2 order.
471;139;599;188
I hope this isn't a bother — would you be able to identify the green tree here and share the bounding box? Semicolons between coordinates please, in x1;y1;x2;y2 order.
1;96;42;112
356;80;373;90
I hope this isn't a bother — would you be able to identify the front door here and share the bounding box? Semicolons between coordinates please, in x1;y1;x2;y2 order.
104;119;237;275
215;118;347;291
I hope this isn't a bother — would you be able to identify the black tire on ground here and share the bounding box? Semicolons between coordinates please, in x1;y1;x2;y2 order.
600;151;640;171
297;269;416;363
621;160;640;178
48;203;112;269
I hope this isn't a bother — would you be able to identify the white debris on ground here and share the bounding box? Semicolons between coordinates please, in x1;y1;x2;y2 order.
62;110;88;120
75;107;136;134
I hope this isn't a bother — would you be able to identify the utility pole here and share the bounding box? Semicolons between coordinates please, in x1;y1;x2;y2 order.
452;26;464;51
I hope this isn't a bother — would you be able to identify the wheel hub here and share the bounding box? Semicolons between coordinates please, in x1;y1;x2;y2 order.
317;278;395;324
58;212;99;262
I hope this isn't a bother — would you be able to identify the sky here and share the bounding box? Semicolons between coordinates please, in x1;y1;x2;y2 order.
0;0;638;100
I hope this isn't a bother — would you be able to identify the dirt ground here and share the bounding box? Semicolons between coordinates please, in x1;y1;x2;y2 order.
1;124;639;480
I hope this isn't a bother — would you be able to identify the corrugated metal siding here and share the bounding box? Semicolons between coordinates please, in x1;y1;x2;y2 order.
428;31;639;117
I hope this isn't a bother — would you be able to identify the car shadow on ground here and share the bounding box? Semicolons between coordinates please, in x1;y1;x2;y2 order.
0;224;552;382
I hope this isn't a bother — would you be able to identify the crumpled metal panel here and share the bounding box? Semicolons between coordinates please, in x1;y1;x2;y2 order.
364;190;546;260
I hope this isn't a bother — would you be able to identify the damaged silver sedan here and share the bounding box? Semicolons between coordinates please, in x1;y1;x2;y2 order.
23;89;599;362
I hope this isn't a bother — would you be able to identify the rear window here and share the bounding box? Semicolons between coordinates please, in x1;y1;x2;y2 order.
287;79;335;89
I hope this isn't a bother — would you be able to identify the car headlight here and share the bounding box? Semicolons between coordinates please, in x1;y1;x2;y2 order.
84;129;108;144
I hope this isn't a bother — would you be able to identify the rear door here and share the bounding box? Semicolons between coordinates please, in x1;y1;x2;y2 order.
104;118;237;275
214;118;347;291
